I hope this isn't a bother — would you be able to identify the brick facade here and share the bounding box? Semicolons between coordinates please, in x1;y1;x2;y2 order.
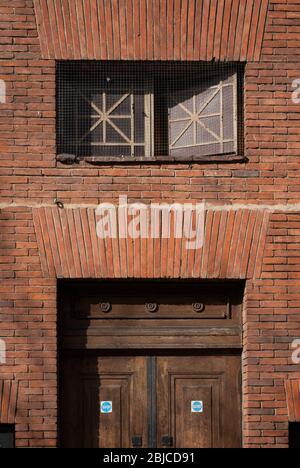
0;0;300;448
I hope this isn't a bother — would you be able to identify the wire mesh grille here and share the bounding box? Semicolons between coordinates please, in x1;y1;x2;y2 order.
57;61;244;160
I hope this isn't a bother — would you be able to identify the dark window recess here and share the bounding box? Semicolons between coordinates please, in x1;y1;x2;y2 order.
0;425;15;449
57;62;244;163
290;423;300;449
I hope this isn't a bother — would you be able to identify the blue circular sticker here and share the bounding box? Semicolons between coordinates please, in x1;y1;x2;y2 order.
101;401;113;414
191;401;203;413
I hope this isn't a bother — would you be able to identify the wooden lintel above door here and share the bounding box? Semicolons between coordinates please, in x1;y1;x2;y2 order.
59;280;243;350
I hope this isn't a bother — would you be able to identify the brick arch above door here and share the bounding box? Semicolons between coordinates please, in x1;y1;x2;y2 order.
33;0;269;62
32;207;269;280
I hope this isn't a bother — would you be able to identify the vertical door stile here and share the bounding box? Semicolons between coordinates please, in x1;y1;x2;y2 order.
148;356;157;448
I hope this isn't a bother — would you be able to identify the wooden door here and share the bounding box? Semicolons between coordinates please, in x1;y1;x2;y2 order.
60;354;241;448
156;355;242;449
60;355;148;448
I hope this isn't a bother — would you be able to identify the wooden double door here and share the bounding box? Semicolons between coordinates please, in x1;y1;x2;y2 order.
60;353;241;448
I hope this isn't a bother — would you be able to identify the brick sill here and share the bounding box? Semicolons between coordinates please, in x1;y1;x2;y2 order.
57;154;247;166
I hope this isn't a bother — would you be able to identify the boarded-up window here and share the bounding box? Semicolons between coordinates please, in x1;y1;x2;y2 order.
168;74;237;158
76;89;152;157
57;62;242;161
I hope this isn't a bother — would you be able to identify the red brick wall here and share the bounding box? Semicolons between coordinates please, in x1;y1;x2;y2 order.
0;0;300;448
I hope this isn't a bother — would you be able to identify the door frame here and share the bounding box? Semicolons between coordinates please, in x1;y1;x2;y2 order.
58;280;244;448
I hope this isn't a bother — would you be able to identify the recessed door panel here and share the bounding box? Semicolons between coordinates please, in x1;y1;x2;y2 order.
174;378;219;448
157;356;241;449
60;356;148;448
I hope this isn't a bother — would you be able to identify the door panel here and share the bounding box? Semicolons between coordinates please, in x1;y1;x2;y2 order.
174;378;219;448
60;356;148;448
157;356;241;449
